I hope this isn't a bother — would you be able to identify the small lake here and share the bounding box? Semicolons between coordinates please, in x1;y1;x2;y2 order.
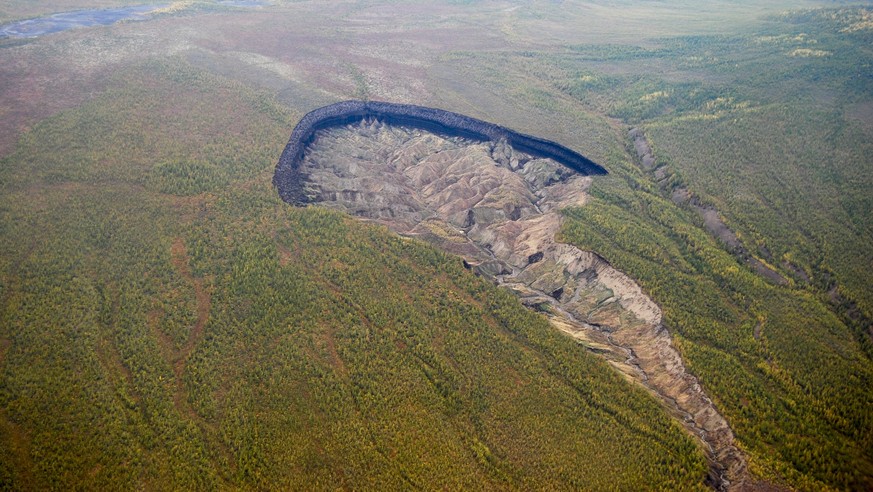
0;1;268;39
0;5;164;39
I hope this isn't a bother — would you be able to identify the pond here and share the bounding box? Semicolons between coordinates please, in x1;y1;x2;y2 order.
0;1;268;39
0;5;164;39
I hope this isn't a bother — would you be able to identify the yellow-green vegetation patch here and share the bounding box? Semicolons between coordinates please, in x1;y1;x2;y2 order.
418;218;469;243
788;48;832;57
149;160;228;196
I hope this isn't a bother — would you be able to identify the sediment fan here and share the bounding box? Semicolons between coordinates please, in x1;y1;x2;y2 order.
273;100;607;205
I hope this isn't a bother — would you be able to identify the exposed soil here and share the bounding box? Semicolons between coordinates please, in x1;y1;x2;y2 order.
273;100;606;207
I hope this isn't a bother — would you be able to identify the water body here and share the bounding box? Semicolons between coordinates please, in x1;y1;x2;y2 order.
0;1;268;39
0;5;163;39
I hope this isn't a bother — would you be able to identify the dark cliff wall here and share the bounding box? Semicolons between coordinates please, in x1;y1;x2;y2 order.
273;100;607;205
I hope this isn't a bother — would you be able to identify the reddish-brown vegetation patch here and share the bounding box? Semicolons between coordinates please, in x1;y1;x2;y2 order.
0;408;35;486
0;338;11;365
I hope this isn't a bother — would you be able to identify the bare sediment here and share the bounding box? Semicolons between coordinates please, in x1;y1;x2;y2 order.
276;117;750;490
273;100;606;206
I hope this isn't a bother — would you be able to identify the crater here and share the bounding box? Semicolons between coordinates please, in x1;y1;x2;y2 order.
273;103;749;491
273;100;606;205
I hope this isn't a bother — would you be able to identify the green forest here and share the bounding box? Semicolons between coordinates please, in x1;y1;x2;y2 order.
549;8;873;490
0;61;709;490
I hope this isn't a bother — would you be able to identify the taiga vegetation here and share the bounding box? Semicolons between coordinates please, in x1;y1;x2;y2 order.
0;1;870;490
0;60;708;490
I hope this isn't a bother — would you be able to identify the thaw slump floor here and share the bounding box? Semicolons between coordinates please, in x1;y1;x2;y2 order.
289;120;749;489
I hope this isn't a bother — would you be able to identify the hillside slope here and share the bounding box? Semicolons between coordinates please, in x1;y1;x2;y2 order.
0;1;870;490
0;62;709;490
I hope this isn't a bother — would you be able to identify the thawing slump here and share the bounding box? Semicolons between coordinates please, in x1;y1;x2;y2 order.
273;100;606;204
273;103;747;490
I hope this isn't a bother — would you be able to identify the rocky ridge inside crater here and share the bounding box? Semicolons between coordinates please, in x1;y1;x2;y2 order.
297;119;749;490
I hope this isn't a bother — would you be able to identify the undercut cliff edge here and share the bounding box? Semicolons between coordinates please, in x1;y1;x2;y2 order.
273;102;750;491
274;100;607;204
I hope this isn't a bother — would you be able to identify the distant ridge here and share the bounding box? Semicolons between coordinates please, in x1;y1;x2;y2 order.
273;100;607;204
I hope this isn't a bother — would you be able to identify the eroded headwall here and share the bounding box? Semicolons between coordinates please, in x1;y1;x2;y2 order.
273;100;607;205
